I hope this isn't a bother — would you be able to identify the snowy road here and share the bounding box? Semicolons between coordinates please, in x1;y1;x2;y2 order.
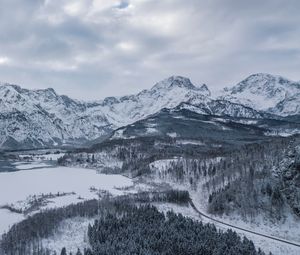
188;198;300;248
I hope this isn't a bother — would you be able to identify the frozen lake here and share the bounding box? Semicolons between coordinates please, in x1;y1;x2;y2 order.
0;156;133;235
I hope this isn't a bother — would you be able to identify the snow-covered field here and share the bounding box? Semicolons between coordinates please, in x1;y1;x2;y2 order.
41;217;93;253
0;161;133;235
0;209;24;235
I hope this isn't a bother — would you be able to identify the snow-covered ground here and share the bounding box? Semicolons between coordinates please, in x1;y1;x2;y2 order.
188;192;300;255
139;173;300;255
189;189;300;242
155;200;300;255
12;162;52;170
41;217;93;254
0;209;23;235
154;202;199;220
176;140;205;145
0;162;133;235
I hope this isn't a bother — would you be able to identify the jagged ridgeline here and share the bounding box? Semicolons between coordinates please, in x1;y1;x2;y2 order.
1;73;300;150
0;191;265;255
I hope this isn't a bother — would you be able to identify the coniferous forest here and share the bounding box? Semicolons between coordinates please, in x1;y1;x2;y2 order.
0;191;266;255
85;204;265;255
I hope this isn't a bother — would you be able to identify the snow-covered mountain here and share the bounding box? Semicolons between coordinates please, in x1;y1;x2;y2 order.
219;73;300;116
90;76;264;127
86;76;212;127
0;76;268;149
0;84;112;149
2;74;300;149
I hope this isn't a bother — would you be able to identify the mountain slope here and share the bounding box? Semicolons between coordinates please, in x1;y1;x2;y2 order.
0;76;271;150
110;107;270;146
111;105;300;143
219;73;300;116
0;84;112;149
84;76;212;127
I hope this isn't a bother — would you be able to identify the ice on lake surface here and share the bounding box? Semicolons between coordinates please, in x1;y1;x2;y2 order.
0;155;133;235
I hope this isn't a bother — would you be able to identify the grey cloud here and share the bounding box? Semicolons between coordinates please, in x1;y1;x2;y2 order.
0;0;299;99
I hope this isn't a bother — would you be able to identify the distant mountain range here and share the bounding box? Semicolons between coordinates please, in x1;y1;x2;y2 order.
0;73;300;149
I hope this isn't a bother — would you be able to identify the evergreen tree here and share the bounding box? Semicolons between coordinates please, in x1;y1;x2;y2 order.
60;247;67;255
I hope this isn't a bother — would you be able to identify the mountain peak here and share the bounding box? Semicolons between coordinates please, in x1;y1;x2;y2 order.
0;83;59;96
0;82;22;91
151;76;196;91
0;83;25;99
220;73;300;114
230;73;297;94
36;87;58;96
199;83;211;96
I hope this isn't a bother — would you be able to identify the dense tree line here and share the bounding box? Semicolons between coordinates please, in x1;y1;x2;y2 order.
0;190;189;255
207;136;300;219
279;140;300;216
154;137;290;187
83;204;265;255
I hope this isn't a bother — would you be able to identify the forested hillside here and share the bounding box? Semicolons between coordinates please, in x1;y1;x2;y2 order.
207;136;300;219
59;125;300;221
1;191;266;255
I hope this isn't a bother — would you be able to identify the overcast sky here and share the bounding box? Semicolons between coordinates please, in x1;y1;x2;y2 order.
0;0;299;99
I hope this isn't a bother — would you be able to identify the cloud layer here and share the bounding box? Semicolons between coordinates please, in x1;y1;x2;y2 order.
0;0;299;99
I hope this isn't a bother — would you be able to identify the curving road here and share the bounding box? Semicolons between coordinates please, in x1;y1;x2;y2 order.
188;198;300;248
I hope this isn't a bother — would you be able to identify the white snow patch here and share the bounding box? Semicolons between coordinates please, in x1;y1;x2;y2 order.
14;162;52;170
111;129;125;139
0;209;24;235
111;129;136;140
167;132;177;138
176;140;205;145
145;127;158;134
235;119;258;125
41;217;93;254
265;129;300;137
